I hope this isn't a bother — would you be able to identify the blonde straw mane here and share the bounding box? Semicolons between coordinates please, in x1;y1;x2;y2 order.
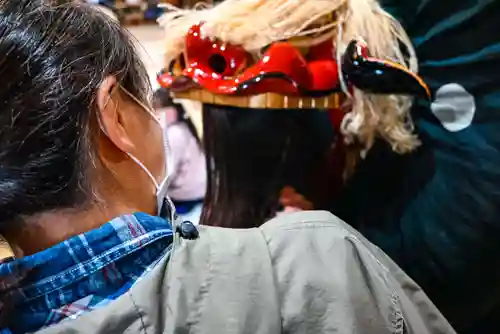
159;0;421;154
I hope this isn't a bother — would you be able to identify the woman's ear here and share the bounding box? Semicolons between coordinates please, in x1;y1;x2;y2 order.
96;75;135;154
97;76;117;115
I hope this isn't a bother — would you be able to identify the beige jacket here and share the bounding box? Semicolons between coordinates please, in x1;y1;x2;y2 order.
38;211;456;334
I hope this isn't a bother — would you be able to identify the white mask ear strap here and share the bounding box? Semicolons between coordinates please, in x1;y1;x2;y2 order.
127;153;161;189
122;87;160;123
99;86;163;189
120;86;173;182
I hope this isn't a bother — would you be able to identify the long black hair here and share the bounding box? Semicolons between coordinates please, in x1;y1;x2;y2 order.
201;105;334;228
0;0;149;327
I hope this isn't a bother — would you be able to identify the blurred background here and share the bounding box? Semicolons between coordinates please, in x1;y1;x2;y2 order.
85;0;219;90
87;1;211;24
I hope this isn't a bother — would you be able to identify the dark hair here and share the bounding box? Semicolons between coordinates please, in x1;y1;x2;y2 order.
201;105;335;228
153;87;201;144
153;87;178;110
0;1;149;229
0;0;149;327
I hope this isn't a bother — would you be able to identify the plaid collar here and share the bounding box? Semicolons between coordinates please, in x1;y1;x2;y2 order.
0;212;173;333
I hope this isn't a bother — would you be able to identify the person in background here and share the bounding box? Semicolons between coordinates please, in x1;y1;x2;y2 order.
153;88;206;224
0;1;455;333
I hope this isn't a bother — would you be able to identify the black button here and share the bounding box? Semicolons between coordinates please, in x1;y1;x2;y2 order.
177;221;199;240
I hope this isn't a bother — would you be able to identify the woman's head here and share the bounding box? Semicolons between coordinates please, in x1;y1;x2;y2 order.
153;88;184;124
154;88;200;144
0;1;165;254
201;105;334;228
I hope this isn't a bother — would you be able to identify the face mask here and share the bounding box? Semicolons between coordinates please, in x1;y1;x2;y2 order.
101;85;175;220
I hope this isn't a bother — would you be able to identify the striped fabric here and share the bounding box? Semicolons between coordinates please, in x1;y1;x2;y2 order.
0;212;173;333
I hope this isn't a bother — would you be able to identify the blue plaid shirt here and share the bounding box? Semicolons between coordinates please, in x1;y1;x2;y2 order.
0;212;173;333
